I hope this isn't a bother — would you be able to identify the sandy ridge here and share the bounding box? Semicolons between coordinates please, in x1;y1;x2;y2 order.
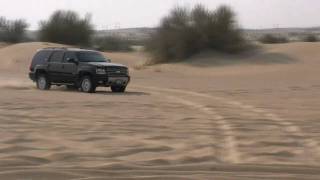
134;85;320;164
0;42;319;179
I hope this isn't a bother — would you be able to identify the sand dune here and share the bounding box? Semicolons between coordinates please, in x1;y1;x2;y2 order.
0;42;319;179
0;42;68;74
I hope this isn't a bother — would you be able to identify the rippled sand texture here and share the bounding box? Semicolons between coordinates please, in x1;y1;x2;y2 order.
0;42;319;179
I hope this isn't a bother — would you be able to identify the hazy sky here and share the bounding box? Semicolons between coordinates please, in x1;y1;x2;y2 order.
0;0;319;30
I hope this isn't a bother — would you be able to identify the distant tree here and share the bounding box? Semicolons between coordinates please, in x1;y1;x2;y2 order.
302;34;318;42
259;34;289;44
0;17;28;43
93;36;133;52
39;10;93;46
146;4;248;63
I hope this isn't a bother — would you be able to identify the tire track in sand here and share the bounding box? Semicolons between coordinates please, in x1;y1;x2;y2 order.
133;85;320;164
130;89;241;164
224;100;320;163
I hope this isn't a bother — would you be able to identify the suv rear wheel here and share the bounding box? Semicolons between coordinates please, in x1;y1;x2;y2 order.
80;76;96;93
37;74;51;90
111;86;126;93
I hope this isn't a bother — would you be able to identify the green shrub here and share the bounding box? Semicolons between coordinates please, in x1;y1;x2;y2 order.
0;17;28;43
39;10;93;46
146;4;248;63
259;34;289;44
302;34;318;42
93;36;133;52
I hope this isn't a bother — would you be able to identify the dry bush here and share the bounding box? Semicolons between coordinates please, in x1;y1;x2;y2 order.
302;34;319;42
93;36;133;52
259;34;289;44
39;10;93;46
146;4;249;63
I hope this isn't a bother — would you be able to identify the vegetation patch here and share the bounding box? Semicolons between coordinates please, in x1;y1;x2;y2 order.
259;34;289;44
39;10;93;46
93;36;133;52
146;4;249;63
301;34;319;42
0;17;28;43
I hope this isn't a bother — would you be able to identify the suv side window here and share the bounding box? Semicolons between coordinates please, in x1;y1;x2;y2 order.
49;51;65;63
63;52;77;63
32;50;52;65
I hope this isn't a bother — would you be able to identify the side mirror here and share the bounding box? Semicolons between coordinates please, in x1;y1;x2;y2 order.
67;58;78;64
106;59;111;63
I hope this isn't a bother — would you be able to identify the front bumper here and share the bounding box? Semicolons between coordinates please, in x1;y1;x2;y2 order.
94;75;131;87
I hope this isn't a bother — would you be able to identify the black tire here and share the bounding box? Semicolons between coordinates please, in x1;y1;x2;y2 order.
80;76;96;93
111;86;126;93
36;74;51;90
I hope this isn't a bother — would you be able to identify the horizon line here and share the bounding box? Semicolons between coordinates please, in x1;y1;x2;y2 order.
26;25;320;32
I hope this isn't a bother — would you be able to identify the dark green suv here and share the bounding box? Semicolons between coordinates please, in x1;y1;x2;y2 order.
29;47;130;93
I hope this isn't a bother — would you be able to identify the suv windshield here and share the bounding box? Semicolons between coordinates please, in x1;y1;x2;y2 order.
76;51;107;62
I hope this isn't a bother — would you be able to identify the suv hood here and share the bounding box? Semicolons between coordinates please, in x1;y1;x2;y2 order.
87;62;127;67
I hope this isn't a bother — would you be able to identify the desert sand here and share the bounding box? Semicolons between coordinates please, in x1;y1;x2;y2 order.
0;42;319;179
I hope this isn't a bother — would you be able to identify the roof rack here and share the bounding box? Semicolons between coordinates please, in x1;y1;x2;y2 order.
42;47;70;50
37;47;99;52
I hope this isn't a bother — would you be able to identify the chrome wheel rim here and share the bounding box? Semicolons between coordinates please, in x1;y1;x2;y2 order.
38;76;46;90
81;78;91;92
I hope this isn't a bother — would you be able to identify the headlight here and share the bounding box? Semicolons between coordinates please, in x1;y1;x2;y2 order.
96;68;106;75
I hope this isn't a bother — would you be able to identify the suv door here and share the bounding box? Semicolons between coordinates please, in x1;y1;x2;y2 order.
62;51;78;83
47;50;65;83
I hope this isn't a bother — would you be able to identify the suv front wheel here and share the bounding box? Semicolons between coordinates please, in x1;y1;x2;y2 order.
80;76;96;93
37;74;51;90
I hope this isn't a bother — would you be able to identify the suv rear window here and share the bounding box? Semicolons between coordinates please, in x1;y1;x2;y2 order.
32;50;51;65
30;50;52;70
49;51;65;62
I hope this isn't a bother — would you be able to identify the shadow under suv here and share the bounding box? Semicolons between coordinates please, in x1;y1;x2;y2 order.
29;47;130;93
